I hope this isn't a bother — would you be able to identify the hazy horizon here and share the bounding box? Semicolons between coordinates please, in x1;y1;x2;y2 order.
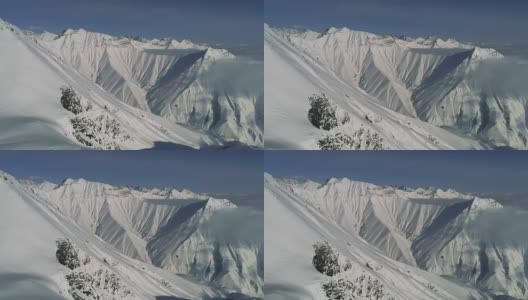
0;151;262;195
265;0;528;45
0;0;263;47
265;151;528;195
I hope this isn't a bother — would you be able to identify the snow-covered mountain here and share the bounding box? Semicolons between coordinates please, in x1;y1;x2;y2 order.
265;24;527;149
276;175;527;299
31;26;263;147
0;170;228;299
264;173;493;300
22;177;264;298
0;18;262;149
0;170;262;299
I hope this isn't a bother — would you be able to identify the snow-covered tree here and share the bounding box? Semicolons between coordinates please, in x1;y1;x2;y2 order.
60;87;84;115
66;271;95;300
308;94;338;130
318;129;383;150
313;241;341;276
323;275;393;300
56;238;80;270
66;268;133;299
318;132;355;150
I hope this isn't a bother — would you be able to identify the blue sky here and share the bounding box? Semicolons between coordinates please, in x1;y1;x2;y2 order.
265;0;528;43
0;0;262;46
0;151;262;194
265;151;528;194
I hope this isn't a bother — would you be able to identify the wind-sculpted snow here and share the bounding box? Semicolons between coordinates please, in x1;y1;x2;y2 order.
0;171;227;300
24;178;263;297
32;28;262;147
264;24;485;150
0;18;226;150
269;24;528;149
281;176;527;299
264;173;491;300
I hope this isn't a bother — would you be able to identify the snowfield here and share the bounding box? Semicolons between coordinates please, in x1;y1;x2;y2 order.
0;170;263;299
0;18;262;149
265;24;528;149
265;173;527;299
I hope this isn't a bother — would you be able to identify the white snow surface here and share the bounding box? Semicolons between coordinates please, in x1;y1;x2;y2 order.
23;177;263;297
277;175;527;299
265;24;528;149
0;170;227;300
264;173;493;300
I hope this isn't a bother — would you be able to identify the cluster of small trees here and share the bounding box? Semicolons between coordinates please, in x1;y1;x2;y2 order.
66;271;96;300
308;94;384;150
70;115;125;150
60;86;128;150
313;241;394;300
318;129;383;150
66;269;131;300
55;239;132;299
323;275;392;300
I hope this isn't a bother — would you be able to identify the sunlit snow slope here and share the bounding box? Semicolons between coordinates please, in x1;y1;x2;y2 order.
264;173;492;300
24;178;264;297
30;26;263;147
281;176;527;299
0;170;226;300
266;24;528;149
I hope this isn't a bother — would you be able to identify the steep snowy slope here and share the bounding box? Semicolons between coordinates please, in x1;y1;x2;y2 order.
30;27;263;147
0;170;226;300
269;25;528;149
0;18;224;150
264;173;491;300
24;178;264;297
264;24;486;150
281;177;527;299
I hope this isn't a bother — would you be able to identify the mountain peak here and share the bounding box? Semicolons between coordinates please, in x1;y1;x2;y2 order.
168;188;208;200
60;28;90;36
204;47;236;60
61;178;89;185
0;18;17;32
324;177;375;189
204;197;237;211
470;197;503;211
325;27;341;34
0;170;14;180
